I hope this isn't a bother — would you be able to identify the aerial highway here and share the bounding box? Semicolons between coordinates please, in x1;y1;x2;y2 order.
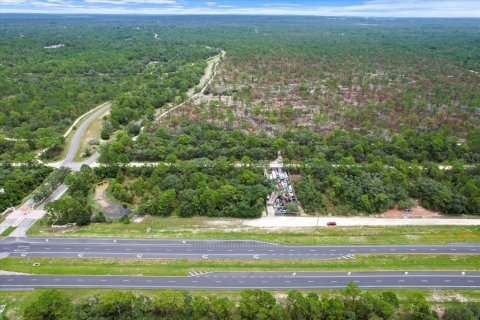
1;271;479;290
2;237;479;260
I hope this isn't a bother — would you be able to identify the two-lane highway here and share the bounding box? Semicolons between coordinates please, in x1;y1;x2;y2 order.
2;237;479;260
1;271;479;290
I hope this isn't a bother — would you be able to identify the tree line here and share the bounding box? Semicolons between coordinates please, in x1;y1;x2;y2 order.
17;284;480;320
99;122;480;164
293;158;480;215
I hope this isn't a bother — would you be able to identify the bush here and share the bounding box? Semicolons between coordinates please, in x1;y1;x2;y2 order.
119;214;130;224
101;130;110;140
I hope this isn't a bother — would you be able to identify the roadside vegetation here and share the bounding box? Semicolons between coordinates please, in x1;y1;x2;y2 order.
28;216;480;245
2;285;479;320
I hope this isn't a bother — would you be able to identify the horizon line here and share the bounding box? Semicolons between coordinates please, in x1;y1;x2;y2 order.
1;12;479;19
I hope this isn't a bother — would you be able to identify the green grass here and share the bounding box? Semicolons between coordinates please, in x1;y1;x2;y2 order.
27;216;480;245
1;226;16;237
1;255;478;277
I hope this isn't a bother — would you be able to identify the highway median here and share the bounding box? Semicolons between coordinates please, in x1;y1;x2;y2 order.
1;254;479;277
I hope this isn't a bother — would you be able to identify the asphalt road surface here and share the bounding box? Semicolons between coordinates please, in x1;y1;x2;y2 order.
2;238;479;260
63;102;111;164
1;271;479;290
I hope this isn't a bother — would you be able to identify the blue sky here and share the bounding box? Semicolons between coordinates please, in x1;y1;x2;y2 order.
1;0;479;17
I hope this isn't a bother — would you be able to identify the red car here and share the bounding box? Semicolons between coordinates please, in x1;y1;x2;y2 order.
327;222;337;226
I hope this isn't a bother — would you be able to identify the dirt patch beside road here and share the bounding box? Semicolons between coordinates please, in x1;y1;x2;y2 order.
381;206;440;218
93;181;130;219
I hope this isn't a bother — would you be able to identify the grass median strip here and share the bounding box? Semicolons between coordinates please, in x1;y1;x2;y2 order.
1;226;16;237
1;255;479;277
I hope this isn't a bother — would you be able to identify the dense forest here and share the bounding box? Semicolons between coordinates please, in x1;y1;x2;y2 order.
13;285;480;320
99;121;480;164
96;122;480;216
41;163;271;225
293;159;480;215
0;15;216;161
2;16;479;215
0;164;52;212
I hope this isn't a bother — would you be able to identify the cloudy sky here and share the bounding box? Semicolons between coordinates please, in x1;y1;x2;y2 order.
1;0;479;17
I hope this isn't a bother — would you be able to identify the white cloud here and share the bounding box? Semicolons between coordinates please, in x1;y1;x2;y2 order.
1;0;479;17
83;0;177;4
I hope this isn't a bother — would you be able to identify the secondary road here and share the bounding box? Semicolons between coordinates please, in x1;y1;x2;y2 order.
2;238;479;260
1;271;479;290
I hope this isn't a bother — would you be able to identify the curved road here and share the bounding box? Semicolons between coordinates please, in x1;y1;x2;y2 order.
60;102;111;167
1;271;479;290
2;238;479;260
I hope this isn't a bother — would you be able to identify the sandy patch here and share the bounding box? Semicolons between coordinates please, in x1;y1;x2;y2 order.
133;216;144;223
431;291;469;303
381;206;440;218
0;270;30;275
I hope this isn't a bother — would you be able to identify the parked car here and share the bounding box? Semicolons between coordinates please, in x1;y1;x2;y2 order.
327;221;337;226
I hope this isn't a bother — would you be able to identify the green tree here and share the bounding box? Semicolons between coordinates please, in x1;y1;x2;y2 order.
99;290;136;319
404;293;438;320
45;197;90;226
239;290;277;320
178;189;200;217
154;290;185;319
444;302;476;320
22;289;73;320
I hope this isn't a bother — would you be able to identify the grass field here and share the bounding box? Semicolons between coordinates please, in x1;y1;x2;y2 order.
27;216;480;245
1;254;478;277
